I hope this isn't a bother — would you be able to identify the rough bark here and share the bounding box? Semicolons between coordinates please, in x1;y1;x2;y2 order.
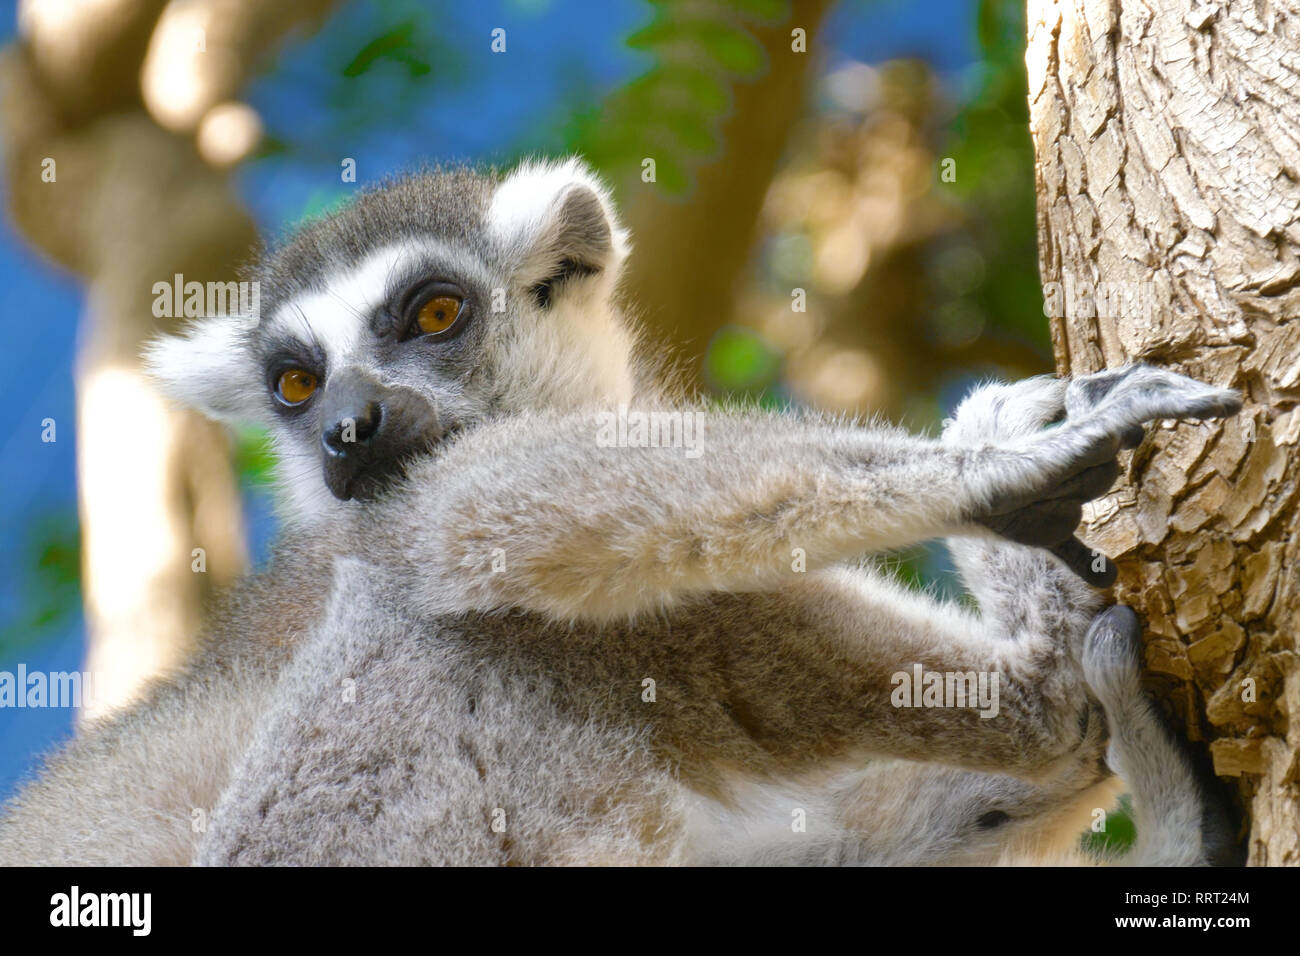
1027;0;1300;864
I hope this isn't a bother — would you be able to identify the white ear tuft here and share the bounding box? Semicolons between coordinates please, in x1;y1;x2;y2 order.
143;317;262;423
487;157;630;299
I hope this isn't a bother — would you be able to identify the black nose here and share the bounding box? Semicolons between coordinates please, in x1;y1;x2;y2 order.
322;402;383;456
316;367;444;502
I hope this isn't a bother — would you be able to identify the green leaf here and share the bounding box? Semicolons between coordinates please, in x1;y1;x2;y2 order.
705;326;782;392
687;20;766;75
728;0;789;22
626;15;678;51
977;0;1000;53
0;510;81;660
629;15;765;76
342;21;428;77
656;62;732;113
1080;793;1138;858
233;427;278;487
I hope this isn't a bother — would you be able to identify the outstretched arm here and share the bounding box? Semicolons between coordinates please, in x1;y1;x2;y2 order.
393;366;1239;622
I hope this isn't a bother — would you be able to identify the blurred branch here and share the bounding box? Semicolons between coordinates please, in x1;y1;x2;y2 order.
594;0;835;383
1;0;338;716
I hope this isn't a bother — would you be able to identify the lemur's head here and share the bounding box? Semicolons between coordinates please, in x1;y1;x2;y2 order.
148;158;636;524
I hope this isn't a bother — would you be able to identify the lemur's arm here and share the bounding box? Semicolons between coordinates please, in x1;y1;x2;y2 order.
399;365;1238;622
750;606;1242;865
792;373;1239;863
192;369;1242;866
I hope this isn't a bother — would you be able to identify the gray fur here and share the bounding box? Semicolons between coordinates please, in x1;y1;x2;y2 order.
255;166;499;327
0;158;1240;866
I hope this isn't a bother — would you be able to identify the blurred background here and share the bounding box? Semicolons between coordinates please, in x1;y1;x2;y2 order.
0;0;1055;808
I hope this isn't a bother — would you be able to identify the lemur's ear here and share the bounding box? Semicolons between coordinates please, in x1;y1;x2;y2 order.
143;317;263;423
486;157;630;307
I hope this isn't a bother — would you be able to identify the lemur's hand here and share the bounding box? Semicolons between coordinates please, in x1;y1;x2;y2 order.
947;365;1241;587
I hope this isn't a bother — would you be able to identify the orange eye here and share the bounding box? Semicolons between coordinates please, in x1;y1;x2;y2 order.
277;369;318;405
416;294;462;335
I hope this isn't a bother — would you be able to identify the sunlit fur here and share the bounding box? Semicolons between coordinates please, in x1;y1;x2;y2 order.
0;159;1240;866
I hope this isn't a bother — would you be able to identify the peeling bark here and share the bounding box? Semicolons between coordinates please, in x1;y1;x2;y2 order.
1028;0;1300;864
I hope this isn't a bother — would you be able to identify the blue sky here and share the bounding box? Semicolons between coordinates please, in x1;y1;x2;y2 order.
0;0;984;800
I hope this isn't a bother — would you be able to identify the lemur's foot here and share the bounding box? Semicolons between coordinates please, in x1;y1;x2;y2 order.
1081;605;1143;705
1066;365;1147;447
1080;605;1246;866
1067;364;1241;427
977;366;1240;586
1077;605;1146;782
944;375;1116;585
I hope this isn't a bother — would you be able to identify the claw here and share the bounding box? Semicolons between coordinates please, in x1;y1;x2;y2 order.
1119;425;1145;449
1050;538;1117;588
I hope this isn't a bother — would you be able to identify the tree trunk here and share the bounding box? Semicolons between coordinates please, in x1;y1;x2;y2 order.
2;0;336;717
1027;0;1300;864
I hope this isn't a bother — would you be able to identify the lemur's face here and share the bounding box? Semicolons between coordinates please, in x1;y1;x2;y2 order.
148;159;636;524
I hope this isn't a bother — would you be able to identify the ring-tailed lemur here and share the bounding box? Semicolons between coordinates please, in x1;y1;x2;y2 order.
0;159;1242;866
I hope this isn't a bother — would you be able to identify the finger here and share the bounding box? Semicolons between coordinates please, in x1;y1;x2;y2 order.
1138;390;1242;422
985;499;1083;547
1051;537;1116;588
984;425;1122;518
1046;459;1121;502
